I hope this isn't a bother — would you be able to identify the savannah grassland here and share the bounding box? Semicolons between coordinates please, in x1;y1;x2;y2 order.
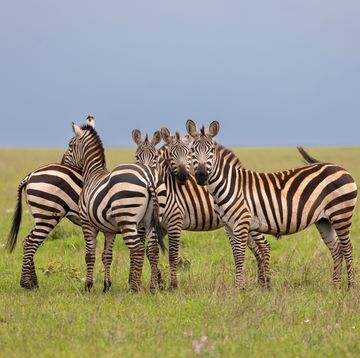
1;147;360;358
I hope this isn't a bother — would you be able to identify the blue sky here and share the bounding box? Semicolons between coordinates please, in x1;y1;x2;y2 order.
1;0;359;147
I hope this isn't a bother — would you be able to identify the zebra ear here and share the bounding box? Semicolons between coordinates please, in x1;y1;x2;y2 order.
208;121;220;138
152;131;161;146
132;129;142;145
186;119;198;138
72;122;83;137
86;115;95;128
161;127;172;144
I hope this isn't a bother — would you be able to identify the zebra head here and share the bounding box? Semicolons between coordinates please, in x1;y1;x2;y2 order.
132;129;161;169
185;119;220;186
161;128;192;185
62;115;105;173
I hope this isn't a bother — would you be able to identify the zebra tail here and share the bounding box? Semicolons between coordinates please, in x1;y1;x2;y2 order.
297;146;319;164
6;176;27;253
148;184;167;254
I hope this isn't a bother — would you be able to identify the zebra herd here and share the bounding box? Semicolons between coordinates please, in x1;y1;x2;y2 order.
6;116;357;292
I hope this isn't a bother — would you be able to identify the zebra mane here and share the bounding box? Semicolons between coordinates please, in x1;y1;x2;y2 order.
215;142;242;167
80;124;106;168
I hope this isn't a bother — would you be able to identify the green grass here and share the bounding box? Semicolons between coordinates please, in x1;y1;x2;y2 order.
1;147;360;357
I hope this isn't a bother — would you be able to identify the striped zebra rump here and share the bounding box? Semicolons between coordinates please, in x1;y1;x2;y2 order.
243;163;357;236
25;164;82;225
6;162;83;289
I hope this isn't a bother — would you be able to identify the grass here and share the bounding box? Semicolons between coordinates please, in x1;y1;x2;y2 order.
0;147;360;357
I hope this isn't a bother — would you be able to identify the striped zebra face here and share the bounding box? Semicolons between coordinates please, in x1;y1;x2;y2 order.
161;128;191;185
186;119;219;186
132;129;161;169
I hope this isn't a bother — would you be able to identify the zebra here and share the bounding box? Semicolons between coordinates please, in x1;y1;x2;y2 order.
62;118;167;292
133;127;271;289
6;162;83;289
6;119;164;291
186;119;357;288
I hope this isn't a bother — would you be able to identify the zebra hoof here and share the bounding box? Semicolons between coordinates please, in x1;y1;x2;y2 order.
84;280;93;292
167;283;178;292
20;280;38;290
103;280;112;293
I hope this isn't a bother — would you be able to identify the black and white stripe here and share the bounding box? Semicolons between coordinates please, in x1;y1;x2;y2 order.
6;163;82;289
186;119;357;288
62;117;166;292
134;127;270;289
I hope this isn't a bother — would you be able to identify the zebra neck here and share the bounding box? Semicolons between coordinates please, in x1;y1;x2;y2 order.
82;148;107;183
207;143;243;202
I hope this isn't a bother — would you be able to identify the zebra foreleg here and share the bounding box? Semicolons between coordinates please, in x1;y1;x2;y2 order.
102;232;116;293
226;222;250;289
247;234;265;287
167;228;181;290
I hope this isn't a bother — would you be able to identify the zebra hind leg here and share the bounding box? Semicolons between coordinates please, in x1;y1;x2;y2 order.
331;216;355;288
20;221;58;289
146;231;164;293
82;224;98;292
315;218;343;288
122;225;146;292
102;233;116;293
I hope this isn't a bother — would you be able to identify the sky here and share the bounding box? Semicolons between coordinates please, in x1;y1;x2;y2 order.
1;0;359;147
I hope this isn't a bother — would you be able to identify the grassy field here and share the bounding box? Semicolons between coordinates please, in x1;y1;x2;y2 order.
0;147;360;357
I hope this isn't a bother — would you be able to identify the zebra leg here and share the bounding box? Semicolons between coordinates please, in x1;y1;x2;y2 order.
331;217;355;288
247;234;265;287
226;222;250;289
167;221;182;290
315;219;343;287
251;231;271;289
20;219;59;289
122;225;146;292
82;223;98;292
227;226;265;287
146;230;162;293
102;232;116;293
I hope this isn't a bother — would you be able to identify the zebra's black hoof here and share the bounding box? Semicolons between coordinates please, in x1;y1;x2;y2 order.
103;280;111;293
84;280;93;292
20;280;38;290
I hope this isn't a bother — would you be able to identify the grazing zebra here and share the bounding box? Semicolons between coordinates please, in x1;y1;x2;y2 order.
62;118;167;292
186;119;357;288
133;127;271;289
6;162;82;289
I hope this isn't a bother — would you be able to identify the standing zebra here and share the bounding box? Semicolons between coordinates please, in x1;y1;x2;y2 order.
133;127;271;289
6;161;82;289
62;118;167;292
186;119;357;288
6;118;164;291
